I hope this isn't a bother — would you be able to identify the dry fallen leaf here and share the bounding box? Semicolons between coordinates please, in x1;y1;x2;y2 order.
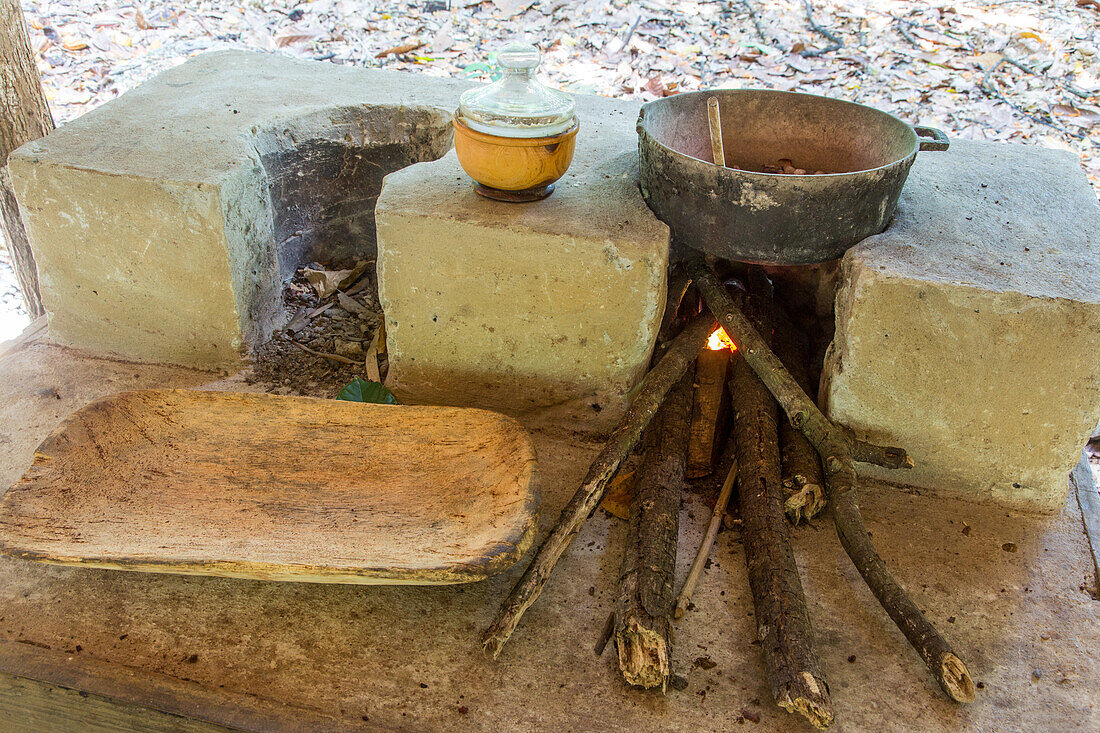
275;25;324;48
363;328;382;383
337;292;368;315
430;21;454;53
376;40;424;58
491;0;536;17
973;51;1004;71
600;470;637;520
302;261;369;299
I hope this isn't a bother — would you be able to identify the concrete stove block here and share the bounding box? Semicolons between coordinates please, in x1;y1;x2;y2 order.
823;140;1100;513
9;51;465;368
376;95;669;430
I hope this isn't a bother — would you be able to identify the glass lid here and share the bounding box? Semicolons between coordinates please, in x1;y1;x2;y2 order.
458;42;576;138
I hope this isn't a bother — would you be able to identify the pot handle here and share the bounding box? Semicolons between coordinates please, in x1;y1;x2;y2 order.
913;125;949;152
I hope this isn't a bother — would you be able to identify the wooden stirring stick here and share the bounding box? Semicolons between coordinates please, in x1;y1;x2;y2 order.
707;96;725;167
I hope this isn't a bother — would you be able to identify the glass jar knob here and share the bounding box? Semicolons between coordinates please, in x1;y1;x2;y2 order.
497;42;540;77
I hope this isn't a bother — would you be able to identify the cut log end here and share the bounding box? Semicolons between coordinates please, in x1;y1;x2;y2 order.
940;653;976;703
777;671;835;729
616;617;670;690
481;631;506;660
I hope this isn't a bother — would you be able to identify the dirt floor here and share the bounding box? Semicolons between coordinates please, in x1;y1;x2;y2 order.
248;261;386;399
0;335;1097;731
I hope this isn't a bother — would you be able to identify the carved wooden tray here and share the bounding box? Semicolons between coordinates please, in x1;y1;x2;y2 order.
0;390;540;585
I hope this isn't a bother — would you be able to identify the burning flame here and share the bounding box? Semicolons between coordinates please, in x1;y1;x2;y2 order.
708;327;737;351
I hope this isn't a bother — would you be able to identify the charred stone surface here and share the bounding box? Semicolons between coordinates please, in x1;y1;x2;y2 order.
259;109;454;277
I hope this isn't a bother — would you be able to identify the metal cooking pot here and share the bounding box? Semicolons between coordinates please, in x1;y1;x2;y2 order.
637;89;949;265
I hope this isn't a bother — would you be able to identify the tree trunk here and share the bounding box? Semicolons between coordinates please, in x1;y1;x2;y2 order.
1;0;53;318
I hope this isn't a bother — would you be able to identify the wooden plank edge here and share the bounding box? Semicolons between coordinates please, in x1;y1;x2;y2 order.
0;638;365;732
1071;450;1100;599
0;510;539;585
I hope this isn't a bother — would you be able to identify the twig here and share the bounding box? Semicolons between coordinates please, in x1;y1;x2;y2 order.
674;459;738;619
980;58;1088;140
685;257;975;704
615;371;693;689
610;14;643;57
1004;56;1092;100
739;0;768;44
891;11;1093;101
892;13;1094;109
594;611;617;657
291;340;358;365
893;17;922;49
707;96;726;167
850;436;914;469
482;314;716;659
801;0;843;57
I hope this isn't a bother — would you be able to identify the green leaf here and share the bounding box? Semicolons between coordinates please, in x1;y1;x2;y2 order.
462;58;504;82
462;62;492;78
336;377;398;405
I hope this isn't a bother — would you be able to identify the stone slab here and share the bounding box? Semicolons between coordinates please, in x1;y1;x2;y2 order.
376;95;669;429
10;51;467;368
1;334;1099;731
824;140;1100;513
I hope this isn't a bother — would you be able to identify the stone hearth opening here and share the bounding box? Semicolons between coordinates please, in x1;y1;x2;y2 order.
255;105;454;278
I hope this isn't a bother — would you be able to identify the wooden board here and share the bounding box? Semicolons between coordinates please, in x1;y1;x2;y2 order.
0;390;540;585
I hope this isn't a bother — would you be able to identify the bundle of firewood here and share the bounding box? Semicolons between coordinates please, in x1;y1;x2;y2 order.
482;259;974;728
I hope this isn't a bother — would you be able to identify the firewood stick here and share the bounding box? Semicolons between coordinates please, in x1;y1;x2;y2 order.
707;96;726;167
615;370;693;689
685;257;975;704
482;313;716;659
687;346;731;479
772;304;827;523
850;438;914;470
658;264;693;345
728;268;834;728
673;457;738;620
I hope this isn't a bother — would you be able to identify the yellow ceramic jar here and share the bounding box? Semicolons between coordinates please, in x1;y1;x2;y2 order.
454;42;578;202
453;114;578;201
